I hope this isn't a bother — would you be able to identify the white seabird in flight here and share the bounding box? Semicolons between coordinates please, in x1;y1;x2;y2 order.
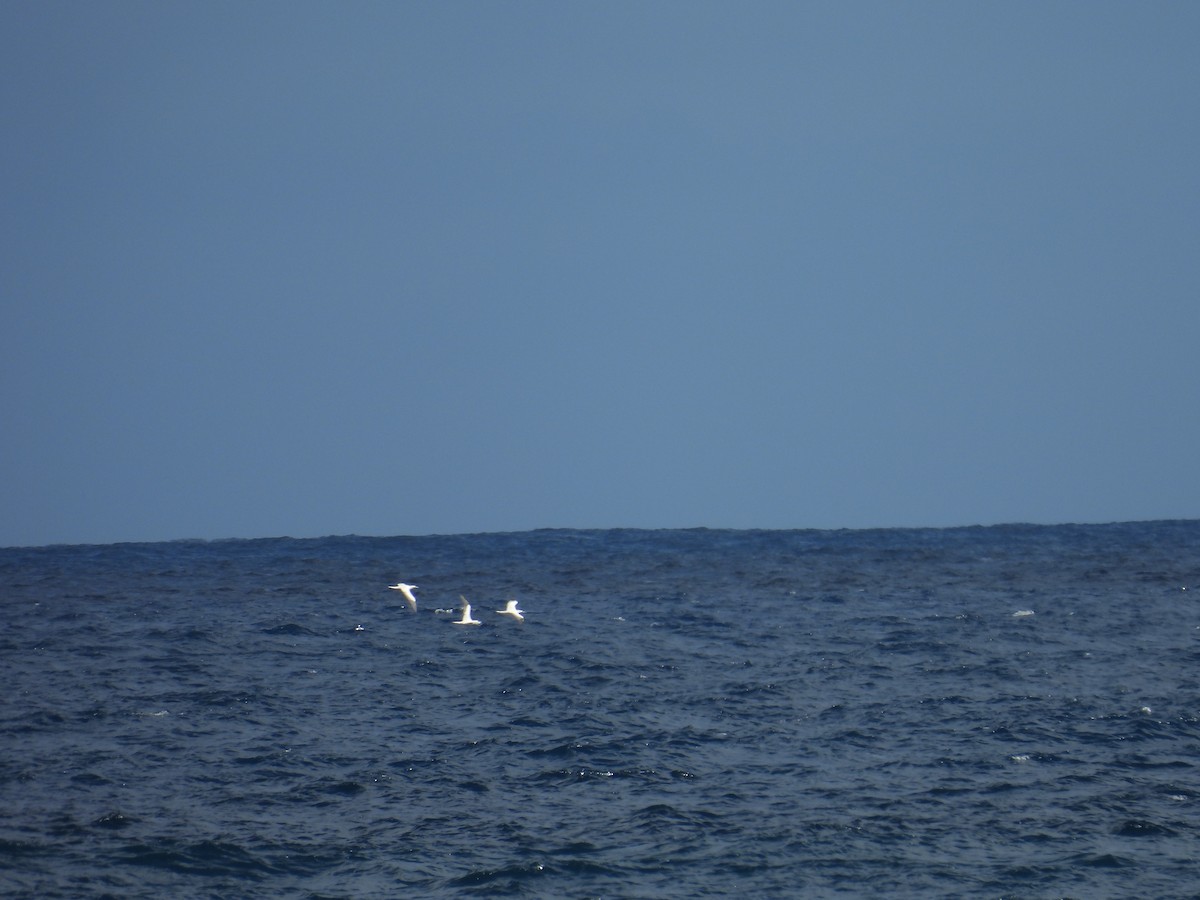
496;599;525;621
388;582;419;611
454;596;481;626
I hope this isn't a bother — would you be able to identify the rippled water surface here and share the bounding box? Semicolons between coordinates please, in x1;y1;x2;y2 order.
2;522;1199;897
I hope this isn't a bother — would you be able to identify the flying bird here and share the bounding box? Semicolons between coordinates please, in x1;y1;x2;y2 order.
496;599;525;621
454;596;481;626
388;582;418;611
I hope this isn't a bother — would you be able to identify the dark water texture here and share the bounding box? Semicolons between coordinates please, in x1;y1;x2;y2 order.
2;521;1199;898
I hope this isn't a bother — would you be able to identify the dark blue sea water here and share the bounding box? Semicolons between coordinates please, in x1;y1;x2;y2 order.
2;522;1199;898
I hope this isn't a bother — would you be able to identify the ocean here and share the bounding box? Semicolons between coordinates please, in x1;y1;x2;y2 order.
2;521;1198;898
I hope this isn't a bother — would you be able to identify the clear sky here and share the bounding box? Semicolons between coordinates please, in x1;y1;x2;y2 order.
2;2;1197;547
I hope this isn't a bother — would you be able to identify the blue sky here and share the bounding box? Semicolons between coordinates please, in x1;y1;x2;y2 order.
2;2;1197;547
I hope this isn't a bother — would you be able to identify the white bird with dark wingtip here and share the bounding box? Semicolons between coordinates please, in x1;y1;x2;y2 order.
496;599;525;621
388;582;419;612
454;596;481;626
